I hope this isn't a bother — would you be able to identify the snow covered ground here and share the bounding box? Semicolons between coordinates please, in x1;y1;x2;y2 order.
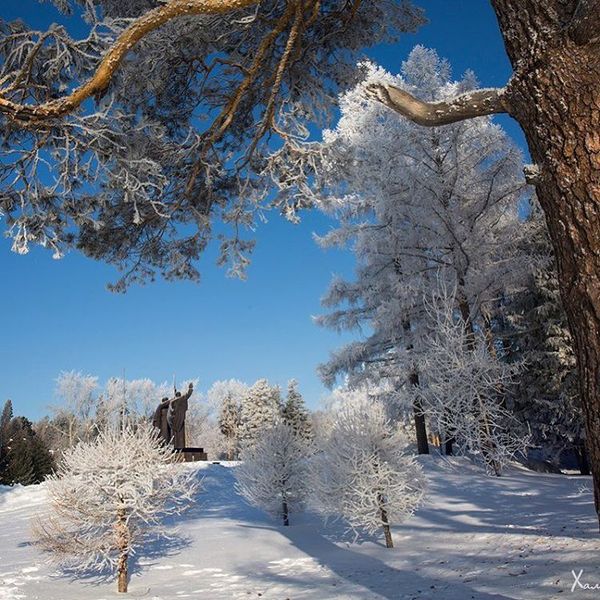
0;457;597;600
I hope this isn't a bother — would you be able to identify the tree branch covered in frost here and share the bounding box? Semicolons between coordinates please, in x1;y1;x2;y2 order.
235;421;310;525
416;284;529;475
0;0;424;289
32;425;200;592
311;393;425;546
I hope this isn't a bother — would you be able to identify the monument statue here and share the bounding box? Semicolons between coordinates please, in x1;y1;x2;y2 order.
167;382;193;449
152;397;171;445
152;383;193;449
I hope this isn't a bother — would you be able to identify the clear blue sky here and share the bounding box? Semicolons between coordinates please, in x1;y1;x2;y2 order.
0;0;528;420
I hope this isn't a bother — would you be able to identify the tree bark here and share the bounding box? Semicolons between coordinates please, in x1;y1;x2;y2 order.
410;371;430;455
576;440;592;476
116;509;129;593
490;0;600;527
378;493;394;548
282;497;289;526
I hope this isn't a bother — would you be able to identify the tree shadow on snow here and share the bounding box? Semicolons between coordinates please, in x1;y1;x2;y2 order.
238;520;520;600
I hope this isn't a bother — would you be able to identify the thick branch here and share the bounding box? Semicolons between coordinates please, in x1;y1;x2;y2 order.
567;0;600;45
365;84;510;127
0;0;259;123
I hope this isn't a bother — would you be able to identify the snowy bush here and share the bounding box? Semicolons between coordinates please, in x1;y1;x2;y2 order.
312;396;425;547
32;425;199;593
235;422;310;526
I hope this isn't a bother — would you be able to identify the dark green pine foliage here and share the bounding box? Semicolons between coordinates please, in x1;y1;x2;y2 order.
282;380;313;442
499;206;586;469
1;416;55;486
0;399;13;480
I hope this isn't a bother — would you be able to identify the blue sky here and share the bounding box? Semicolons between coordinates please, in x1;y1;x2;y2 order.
0;0;528;420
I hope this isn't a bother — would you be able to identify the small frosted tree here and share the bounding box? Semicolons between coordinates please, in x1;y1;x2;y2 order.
33;425;199;593
238;379;281;449
312;395;425;548
235;422;309;526
210;380;248;460
417;286;528;476
282;380;313;442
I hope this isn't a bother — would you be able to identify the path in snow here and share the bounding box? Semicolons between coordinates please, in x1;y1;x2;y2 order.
0;458;597;599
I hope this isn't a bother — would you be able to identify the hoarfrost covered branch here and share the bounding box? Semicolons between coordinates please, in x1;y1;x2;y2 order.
0;0;424;290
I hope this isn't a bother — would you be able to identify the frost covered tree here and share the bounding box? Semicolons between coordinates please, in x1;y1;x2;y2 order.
47;371;177;453
33;425;199;593
210;379;247;460
282;380;312;442
311;48;526;455
238;379;281;449
218;394;242;460
362;1;600;529
235;421;309;526
51;371;100;447
312;394;425;548
0;0;423;290
416;286;527;476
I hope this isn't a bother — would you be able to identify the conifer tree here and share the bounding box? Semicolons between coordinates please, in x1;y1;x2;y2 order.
218;393;242;460
0;399;13;478
33;426;198;593
312;394;425;548
1;417;55;485
239;379;281;450
499;206;586;471
282;380;312;442
236;422;309;526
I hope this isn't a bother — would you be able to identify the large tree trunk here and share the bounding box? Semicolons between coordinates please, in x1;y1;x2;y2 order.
576;440;591;476
491;0;600;526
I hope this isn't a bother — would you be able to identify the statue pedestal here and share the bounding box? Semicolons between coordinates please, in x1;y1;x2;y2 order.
174;447;208;462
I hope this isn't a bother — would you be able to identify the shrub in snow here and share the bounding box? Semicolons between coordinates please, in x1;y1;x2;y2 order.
32;425;199;593
235;422;309;526
312;396;425;548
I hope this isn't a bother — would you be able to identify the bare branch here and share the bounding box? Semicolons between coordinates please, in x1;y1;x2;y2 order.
365;83;510;127
567;0;600;45
0;0;260;124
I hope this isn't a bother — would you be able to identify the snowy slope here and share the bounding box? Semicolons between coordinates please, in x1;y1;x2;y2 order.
0;458;597;600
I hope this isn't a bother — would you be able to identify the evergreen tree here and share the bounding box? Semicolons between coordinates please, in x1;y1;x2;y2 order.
0;399;13;479
236;422;309;526
218;393;242;460
239;379;281;450
1;417;55;485
499;207;586;471
282;380;312;442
